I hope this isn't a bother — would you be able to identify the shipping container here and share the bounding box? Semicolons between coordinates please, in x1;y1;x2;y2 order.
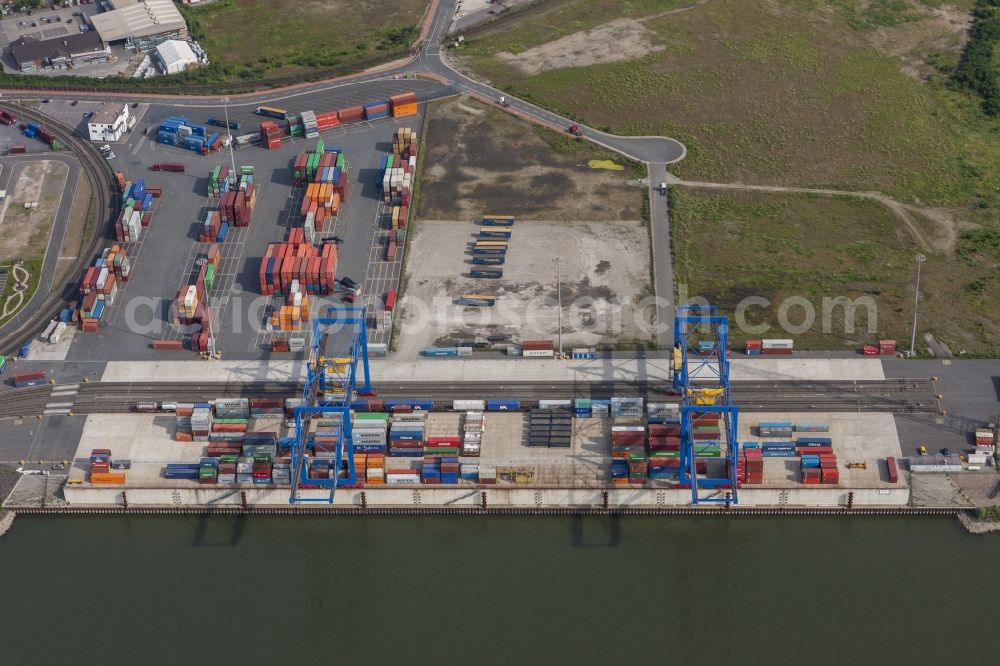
13;370;47;388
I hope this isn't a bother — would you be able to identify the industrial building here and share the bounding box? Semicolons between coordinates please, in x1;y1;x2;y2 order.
154;39;198;75
87;103;131;142
90;0;188;52
8;32;110;72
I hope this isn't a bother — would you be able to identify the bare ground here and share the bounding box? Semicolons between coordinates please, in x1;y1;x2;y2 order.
396;219;652;359
497;18;666;75
417;96;643;221
0;161;68;260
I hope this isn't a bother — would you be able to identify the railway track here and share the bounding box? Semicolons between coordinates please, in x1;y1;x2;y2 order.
56;378;940;415
0;103;118;356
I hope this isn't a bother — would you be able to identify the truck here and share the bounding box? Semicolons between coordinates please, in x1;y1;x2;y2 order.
206;117;240;130
151;162;186;172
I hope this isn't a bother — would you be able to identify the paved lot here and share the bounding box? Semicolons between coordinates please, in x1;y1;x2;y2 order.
884;359;1000;455
59;91;428;362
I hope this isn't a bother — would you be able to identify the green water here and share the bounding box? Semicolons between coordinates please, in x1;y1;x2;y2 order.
0;516;995;665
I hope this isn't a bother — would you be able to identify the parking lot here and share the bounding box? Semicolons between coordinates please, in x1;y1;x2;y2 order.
57;102;426;362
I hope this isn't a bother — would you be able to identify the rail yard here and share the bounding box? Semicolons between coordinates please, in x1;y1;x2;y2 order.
0;0;997;516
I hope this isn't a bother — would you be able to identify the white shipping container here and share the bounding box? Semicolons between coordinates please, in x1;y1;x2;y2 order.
454;400;486;411
761;339;794;350
40;319;57;342
49;321;67;344
523;349;554;358
539;400;572;408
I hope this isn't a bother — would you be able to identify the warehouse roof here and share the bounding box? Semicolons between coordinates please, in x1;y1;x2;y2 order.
155;39;197;69
90;103;126;125
91;0;187;43
9;31;106;63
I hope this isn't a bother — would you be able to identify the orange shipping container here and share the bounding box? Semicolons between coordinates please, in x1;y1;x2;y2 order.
91;472;126;484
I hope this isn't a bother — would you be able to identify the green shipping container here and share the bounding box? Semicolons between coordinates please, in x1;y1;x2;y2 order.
336;154;346;169
354;412;390;421
205;264;215;290
315;139;325;154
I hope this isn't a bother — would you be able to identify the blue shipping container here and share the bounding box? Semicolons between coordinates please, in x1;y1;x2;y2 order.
487;400;520;411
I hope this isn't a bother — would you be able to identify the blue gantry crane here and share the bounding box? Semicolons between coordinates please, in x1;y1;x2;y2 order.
289;306;372;503
671;304;740;505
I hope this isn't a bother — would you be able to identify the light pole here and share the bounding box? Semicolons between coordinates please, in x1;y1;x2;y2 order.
553;257;563;358
909;253;926;357
221;96;237;185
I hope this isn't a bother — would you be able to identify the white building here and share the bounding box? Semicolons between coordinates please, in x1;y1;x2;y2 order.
87;104;131;143
154;39;198;75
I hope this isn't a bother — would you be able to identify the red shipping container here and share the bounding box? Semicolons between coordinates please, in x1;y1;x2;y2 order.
886;456;898;483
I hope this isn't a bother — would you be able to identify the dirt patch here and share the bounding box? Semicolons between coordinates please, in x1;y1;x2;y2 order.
418;96;642;221
497;18;665;75
867;2;972;79
396;219;652;359
0;161;67;260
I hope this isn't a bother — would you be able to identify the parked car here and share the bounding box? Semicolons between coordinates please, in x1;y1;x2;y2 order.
103;152;116;160
71;100;78;106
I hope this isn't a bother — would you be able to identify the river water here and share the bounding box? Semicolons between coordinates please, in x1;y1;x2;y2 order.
1;515;995;665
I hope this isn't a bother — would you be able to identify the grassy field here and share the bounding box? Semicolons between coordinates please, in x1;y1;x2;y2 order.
458;0;999;212
670;188;999;355
179;0;428;81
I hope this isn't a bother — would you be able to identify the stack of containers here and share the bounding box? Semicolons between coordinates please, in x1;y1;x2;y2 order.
199;210;222;242
158;116;209;153
574;399;592;418
217;456;237;484
175;404;193;441
89;449;124;484
286;113;302;138
381;127;416;210
191;406;213;441
249;398;284;418
258;230;338;296
462;411;484;456
272;458;290;485
113;198;143;242
77;248;125;327
220;185;255;227
740;444;764;484
270;278;311;331
647;405;682;481
389;412;426;457
208;165;231;197
611;397;643;419
389;92;419;118
300;110;318;138
363;100;390;120
610;423;646;486
745;340;762;355
260;121;283;149
199;458;218;484
253;453;273;484
461;461;480;482
761;339;794;355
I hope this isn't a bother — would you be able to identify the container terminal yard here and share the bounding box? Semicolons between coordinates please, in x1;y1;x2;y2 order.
0;0;997;517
